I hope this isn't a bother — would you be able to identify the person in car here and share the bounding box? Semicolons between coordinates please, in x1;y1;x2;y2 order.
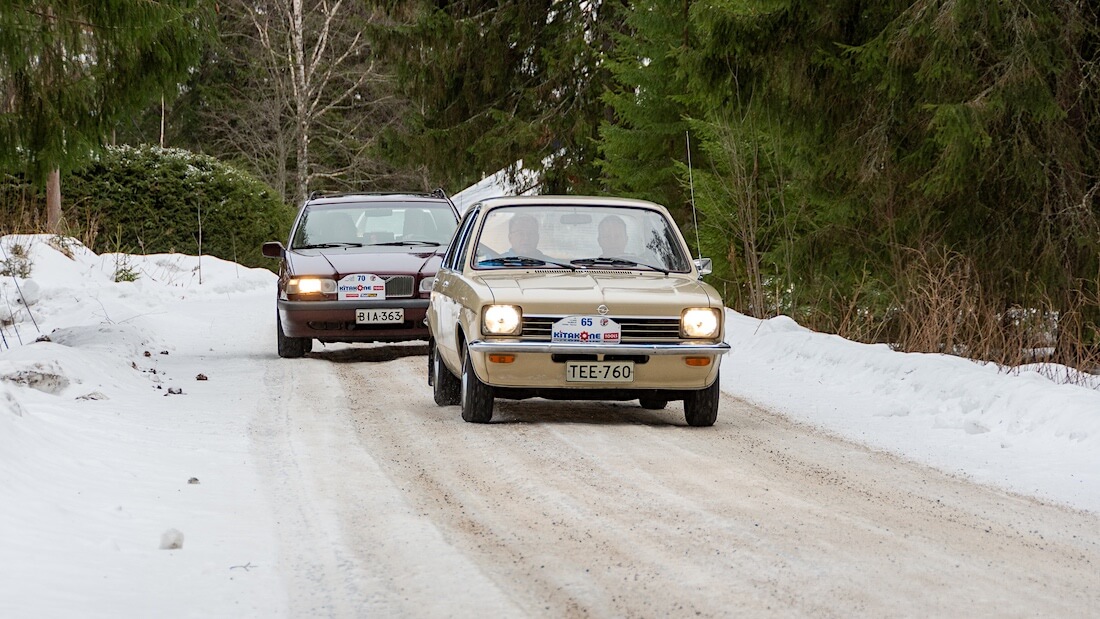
598;214;629;258
506;213;552;261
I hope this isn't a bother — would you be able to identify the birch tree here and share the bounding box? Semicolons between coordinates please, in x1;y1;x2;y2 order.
209;0;397;205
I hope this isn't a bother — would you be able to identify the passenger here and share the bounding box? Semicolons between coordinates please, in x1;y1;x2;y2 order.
598;215;629;257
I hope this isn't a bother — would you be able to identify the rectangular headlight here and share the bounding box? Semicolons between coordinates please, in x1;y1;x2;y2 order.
482;304;523;336
681;307;721;338
288;277;336;295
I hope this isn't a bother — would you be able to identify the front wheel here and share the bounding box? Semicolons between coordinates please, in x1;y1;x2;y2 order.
431;340;460;406
276;313;311;358
460;346;494;423
683;380;719;427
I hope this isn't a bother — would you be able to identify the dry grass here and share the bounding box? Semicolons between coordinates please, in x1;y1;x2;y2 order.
1;191;103;249
885;246;1099;383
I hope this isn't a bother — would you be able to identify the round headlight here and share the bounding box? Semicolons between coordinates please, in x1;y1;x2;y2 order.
482;304;522;336
681;308;720;338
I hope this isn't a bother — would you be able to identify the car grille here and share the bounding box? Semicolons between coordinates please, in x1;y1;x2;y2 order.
382;275;414;298
521;315;681;342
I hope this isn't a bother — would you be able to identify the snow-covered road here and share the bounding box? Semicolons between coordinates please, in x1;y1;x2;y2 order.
4;237;1099;618
255;347;1100;617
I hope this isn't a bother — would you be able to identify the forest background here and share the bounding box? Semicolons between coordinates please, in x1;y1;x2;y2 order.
1;0;1098;373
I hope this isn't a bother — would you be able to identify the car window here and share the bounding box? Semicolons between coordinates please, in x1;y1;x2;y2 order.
444;206;480;270
471;205;692;272
293;208;360;247
292;202;458;248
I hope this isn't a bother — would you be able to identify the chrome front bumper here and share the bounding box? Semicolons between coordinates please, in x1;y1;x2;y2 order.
467;340;730;356
279;299;429;311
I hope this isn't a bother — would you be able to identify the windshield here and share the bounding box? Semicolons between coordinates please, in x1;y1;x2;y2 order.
291;203;458;249
471;205;692;272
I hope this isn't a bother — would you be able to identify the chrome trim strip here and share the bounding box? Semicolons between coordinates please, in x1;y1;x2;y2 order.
523;314;686;321
279;299;429;311
467;340;730;355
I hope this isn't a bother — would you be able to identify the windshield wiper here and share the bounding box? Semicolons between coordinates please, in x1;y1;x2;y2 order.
478;255;576;270
370;240;441;247
479;255;547;267
294;242;364;249
571;257;669;275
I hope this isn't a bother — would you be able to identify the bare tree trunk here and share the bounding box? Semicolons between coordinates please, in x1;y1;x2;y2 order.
740;147;766;318
296;118;309;205
46;168;62;233
710;113;769;319
293;0;309;205
214;0;391;202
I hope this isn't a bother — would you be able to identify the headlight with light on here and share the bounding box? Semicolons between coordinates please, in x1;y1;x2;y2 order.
482;304;523;336
287;277;336;295
681;307;721;338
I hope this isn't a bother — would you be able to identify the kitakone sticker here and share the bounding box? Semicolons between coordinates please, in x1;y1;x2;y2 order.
551;315;621;343
338;273;385;300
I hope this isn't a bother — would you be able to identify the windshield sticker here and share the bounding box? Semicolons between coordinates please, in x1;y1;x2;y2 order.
551;316;621;343
338;274;386;300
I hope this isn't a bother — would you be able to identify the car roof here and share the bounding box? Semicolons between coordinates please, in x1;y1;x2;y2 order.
474;195;670;214
305;192;452;207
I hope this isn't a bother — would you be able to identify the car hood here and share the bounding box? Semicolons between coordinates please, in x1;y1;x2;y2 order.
286;246;443;277
473;271;721;315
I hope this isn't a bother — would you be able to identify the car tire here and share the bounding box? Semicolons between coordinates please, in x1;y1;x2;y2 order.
276;313;311;358
460;346;494;423
431;341;461;406
683;380;719;427
639;395;667;410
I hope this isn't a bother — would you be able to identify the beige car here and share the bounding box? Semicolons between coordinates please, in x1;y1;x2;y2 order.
426;195;730;425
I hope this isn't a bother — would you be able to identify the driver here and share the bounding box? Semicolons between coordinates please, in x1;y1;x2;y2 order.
506;213;551;261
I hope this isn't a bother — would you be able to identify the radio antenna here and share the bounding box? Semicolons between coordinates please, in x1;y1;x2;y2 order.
686;130;701;258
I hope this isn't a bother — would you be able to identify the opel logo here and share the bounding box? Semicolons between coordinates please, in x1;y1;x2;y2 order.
597;304;609;316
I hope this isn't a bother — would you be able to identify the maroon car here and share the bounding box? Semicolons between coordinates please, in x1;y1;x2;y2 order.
262;191;460;357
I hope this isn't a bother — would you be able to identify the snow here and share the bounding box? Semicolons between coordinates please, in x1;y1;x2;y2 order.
1;234;1098;617
450;162;540;214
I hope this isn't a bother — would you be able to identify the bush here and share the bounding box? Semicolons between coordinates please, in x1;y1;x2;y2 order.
0;242;32;278
56;145;292;269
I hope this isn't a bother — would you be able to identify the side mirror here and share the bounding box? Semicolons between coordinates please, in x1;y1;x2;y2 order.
694;257;713;277
262;241;285;258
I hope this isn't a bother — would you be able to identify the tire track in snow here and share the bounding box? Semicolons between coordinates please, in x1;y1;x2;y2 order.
329;354;1100;618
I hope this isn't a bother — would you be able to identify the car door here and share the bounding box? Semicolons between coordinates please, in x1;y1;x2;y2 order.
431;206;480;370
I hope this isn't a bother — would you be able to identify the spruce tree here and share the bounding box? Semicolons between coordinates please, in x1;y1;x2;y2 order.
375;0;626;194
598;0;697;212
0;1;213;231
675;0;1098;360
